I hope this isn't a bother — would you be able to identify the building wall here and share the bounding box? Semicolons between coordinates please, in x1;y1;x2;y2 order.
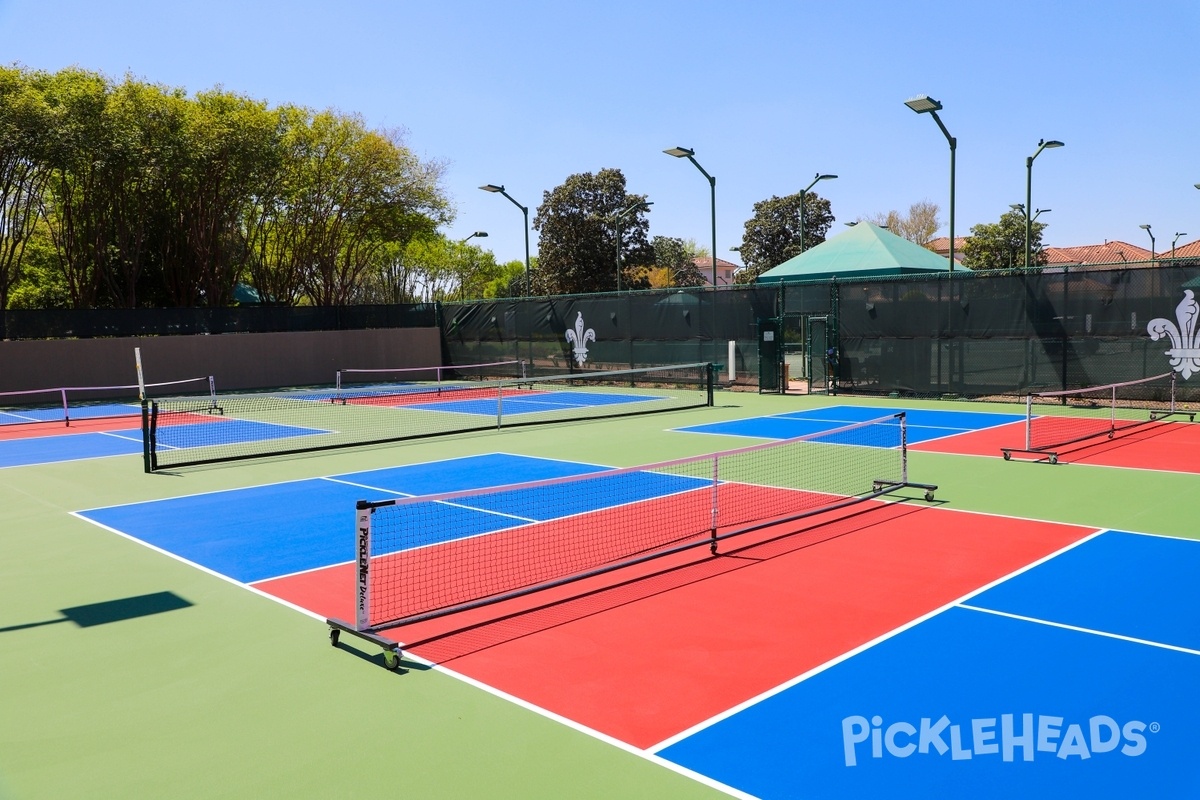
0;328;442;393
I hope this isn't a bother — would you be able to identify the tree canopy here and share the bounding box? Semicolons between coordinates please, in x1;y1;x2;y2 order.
960;208;1048;271
532;168;651;295
1;65;451;309
860;200;941;246
736;191;834;283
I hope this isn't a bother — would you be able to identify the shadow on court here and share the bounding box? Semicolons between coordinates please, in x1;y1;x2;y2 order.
0;591;192;633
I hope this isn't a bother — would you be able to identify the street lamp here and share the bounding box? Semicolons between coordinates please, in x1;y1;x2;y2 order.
613;200;652;292
1173;232;1188;260
799;173;837;252
1140;224;1156;266
479;184;530;297
460;231;488;244
1025;139;1064;268
663;147;717;289
905;94;956;270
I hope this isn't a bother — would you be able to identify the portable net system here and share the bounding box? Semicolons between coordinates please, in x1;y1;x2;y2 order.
1001;371;1195;463
327;411;937;669
0;377;214;428
143;362;714;472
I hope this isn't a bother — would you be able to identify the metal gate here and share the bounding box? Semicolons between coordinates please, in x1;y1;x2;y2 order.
807;315;832;394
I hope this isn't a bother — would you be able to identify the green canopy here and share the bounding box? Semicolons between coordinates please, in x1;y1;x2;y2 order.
756;221;954;283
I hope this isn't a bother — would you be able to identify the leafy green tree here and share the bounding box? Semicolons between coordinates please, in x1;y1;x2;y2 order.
483;259;526;299
860;200;941;245
737;191;834;283
533;168;651;295
960;209;1048;271
0;66;53;309
650;236;705;287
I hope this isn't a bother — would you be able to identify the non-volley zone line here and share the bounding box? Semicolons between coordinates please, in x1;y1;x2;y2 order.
656;529;1200;799
0;412;329;469
676;404;1026;444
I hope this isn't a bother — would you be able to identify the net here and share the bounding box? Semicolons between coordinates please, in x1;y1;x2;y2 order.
0;377;214;428
338;411;934;635
1002;371;1191;462
334;360;525;404
145;363;714;471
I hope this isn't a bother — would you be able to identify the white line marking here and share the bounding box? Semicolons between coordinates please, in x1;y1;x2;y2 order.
646;527;1107;753
957;603;1200;656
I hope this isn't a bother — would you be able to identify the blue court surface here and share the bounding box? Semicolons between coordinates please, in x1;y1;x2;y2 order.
656;530;1200;798
76;453;652;582
409;390;664;416
0;417;328;469
0;401;142;425
676;404;1025;444
71;452;1200;798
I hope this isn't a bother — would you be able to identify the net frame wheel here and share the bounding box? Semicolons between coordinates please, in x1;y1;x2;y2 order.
1002;450;1011;461
329;628;340;647
1048;454;1059;465
924;490;935;502
383;649;403;671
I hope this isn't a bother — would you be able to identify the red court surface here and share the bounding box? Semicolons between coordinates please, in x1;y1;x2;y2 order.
0;415;141;441
256;501;1094;748
914;417;1200;473
344;386;537;408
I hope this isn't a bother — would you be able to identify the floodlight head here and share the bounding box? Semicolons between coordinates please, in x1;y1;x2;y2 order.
479;184;504;193
1010;203;1025;212
473;231;488;238
663;147;695;158
1195;183;1200;190
1140;224;1152;230
1036;209;1051;214
817;174;837;182
904;95;943;114
1041;140;1065;149
845;221;859;226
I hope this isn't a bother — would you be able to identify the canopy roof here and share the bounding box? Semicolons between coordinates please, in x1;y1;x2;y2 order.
756;221;954;282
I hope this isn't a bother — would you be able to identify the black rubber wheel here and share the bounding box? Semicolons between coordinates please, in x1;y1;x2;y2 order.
1049;455;1058;465
924;491;934;502
1002;451;1011;461
329;628;340;647
384;650;403;671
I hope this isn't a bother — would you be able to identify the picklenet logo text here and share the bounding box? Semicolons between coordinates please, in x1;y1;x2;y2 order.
842;714;1150;767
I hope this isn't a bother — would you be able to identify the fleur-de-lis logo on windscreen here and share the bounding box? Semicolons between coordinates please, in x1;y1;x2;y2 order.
1147;289;1200;380
564;311;596;366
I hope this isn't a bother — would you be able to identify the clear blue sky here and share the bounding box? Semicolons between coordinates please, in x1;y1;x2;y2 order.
3;0;1199;265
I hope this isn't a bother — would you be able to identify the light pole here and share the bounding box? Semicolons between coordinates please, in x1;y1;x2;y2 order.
1025;139;1064;268
663;147;717;289
479;184;530;297
1140;224;1156;266
455;232;488;300
799;173;837;252
1173;232;1188;260
905;94;956;270
613;200;652;292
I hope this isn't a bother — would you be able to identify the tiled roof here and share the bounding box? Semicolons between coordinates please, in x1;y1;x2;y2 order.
1043;241;1152;265
925;236;969;254
691;256;740;270
1165;240;1200;259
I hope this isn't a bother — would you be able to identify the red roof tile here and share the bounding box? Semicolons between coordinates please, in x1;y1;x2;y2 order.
1043;241;1152;265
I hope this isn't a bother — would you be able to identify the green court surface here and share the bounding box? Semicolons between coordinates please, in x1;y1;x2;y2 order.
1;390;1195;799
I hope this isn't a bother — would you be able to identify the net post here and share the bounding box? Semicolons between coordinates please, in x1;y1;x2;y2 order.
207;376;218;412
899;412;908;485
1110;385;1117;433
60;388;70;427
706;362;715;406
496;383;504;429
141;400;153;473
335;370;343;404
1024;394;1033;451
710;453;720;555
1171;371;1177;414
147;401;160;472
355;502;373;632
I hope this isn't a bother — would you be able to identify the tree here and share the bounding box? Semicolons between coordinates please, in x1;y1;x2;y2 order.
650;235;706;288
533;168;651;295
860;200;941;245
0;66;53;309
960;208;1048;271
737;191;834;283
483;259;526;299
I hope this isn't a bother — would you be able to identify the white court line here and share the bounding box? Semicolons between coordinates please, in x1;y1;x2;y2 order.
646;527;1108;754
958;603;1200;657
